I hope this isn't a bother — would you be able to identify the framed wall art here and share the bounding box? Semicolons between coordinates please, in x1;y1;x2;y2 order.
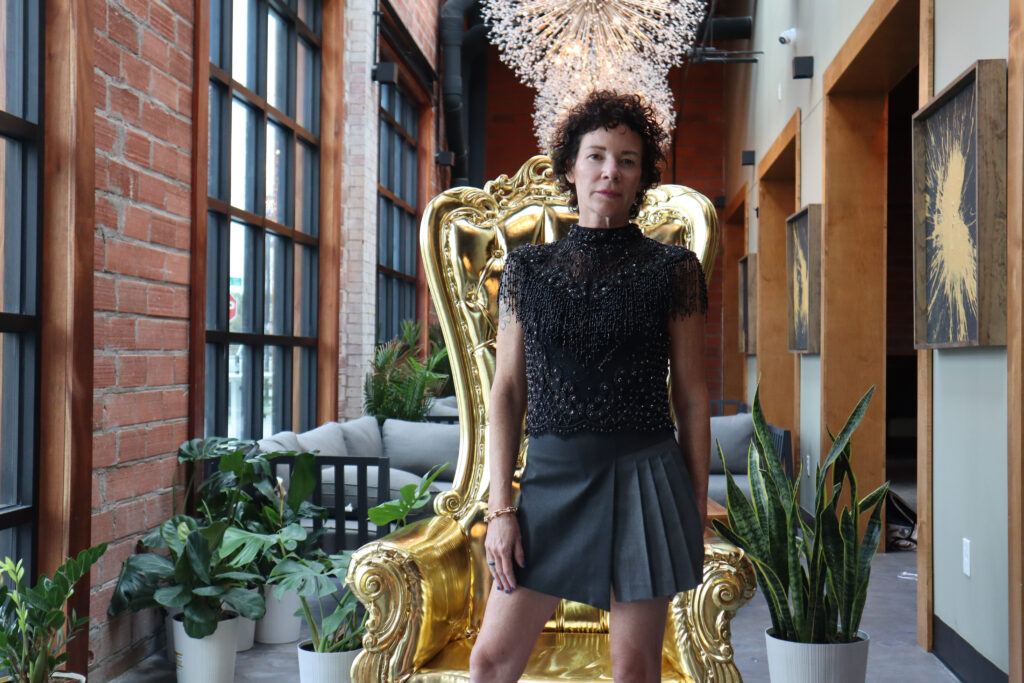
738;254;757;355
911;59;1006;348
786;204;821;353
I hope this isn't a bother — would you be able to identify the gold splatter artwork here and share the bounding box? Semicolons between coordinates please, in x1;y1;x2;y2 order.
790;222;809;344
924;84;978;344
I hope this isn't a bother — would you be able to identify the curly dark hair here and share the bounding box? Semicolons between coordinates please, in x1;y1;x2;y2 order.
549;90;669;220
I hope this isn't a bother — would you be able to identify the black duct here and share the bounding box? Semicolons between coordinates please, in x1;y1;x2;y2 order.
440;0;477;186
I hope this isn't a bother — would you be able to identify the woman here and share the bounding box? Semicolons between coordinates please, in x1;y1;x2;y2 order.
469;90;710;683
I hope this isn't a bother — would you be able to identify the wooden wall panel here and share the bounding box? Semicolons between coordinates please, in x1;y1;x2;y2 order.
40;0;95;671
722;186;747;402
1006;0;1023;677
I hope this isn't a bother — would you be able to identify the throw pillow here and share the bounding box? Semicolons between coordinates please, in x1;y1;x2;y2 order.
295;422;348;457
709;413;756;474
340;415;385;459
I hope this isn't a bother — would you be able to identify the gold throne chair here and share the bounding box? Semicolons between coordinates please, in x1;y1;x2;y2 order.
347;156;757;682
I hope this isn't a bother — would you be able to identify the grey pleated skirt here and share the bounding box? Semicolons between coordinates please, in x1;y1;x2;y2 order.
513;428;705;611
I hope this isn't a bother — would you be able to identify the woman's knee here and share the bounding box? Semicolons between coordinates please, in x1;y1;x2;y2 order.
469;642;513;683
610;646;662;683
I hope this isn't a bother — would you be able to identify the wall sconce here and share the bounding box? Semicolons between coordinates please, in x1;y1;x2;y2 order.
741;150;756;166
793;56;814;79
372;62;398;84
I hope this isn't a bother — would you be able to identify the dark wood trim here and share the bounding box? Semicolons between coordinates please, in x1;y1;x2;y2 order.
377;185;417;215
39;0;95;672
316;0;342;425
190;0;211;439
1007;0;1024;677
205;330;317;347
206;199;319;247
0;110;38;140
209;63;320;145
377;264;417;283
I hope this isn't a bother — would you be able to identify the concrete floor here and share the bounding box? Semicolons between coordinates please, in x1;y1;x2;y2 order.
112;550;956;682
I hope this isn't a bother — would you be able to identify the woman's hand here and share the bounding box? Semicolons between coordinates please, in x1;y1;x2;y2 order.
485;514;525;593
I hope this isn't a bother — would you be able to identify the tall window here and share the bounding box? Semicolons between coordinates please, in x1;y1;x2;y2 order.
206;0;321;439
0;0;41;571
376;82;420;344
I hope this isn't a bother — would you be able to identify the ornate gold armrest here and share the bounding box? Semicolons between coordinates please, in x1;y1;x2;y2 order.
667;543;758;682
347;515;473;682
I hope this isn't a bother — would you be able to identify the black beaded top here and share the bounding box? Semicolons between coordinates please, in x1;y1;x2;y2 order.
497;222;708;436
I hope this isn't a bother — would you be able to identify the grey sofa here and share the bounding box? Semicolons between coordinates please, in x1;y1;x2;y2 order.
706;409;793;506
258;412;460;539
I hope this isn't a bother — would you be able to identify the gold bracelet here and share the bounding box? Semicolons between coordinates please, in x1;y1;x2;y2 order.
484;505;517;523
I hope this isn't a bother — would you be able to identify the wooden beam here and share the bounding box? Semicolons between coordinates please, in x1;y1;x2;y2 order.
917;0;935;651
756;113;799;432
824;0;920;96
722;185;747;403
189;0;210;437
39;0;95;672
1006;0;1024;677
318;0;343;424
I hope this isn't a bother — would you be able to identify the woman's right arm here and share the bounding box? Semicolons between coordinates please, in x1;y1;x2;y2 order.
485;288;528;592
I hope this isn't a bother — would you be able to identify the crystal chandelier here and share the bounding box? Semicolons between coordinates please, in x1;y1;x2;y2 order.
481;0;708;150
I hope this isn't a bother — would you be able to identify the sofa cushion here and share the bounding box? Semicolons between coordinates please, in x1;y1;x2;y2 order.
708;473;751;507
709;414;756;474
426;395;459;417
295;422;348;457
257;430;301;454
340;415;384;459
381;419;459;482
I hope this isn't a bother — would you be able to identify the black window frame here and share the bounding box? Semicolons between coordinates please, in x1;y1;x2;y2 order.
205;0;322;440
0;0;44;576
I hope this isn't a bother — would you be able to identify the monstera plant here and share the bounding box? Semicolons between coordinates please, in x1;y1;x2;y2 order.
712;384;889;682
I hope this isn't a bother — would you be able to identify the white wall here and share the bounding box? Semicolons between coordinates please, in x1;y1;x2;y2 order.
929;0;1010;672
725;0;1013;670
932;348;1009;671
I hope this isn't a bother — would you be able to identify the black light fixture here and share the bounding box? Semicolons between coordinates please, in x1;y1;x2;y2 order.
793;56;814;79
372;62;398;84
435;151;454;166
713;195;726;209
741;150;756;166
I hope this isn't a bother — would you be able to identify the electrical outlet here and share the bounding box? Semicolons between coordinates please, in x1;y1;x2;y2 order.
962;538;971;577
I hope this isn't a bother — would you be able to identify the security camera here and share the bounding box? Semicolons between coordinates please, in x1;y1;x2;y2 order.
778;28;797;45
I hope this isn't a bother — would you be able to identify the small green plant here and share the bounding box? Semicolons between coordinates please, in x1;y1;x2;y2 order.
270;553;365;653
0;543;107;683
364;320;449;424
108;517;265;639
367;462;450;527
712;384;889;644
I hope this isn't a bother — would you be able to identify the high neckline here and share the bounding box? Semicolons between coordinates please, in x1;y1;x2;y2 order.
567;223;643;245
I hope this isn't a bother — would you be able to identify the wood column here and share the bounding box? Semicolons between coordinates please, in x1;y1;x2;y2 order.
722;186;748;403
39;0;95;672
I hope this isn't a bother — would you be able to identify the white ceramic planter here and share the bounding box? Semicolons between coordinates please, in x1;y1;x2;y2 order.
172;612;238;683
765;629;870;683
235;614;256;651
223;588;259;651
255;588;302;644
296;640;360;683
164;606;183;661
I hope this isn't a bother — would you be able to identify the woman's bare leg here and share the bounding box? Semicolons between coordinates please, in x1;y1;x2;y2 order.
469;583;560;683
608;587;671;683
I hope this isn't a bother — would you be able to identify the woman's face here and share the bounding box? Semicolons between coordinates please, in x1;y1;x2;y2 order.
565;125;644;228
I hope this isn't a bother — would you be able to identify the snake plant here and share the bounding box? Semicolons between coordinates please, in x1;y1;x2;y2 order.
712;384;889;644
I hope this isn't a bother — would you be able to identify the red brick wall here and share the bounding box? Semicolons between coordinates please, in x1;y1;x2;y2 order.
89;0;194;677
483;58;727;397
390;0;439;70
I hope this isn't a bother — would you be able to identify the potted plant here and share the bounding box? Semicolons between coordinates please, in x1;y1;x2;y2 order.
712;385;889;683
363;319;450;424
108;517;265;683
0;543;106;683
271;553;364;683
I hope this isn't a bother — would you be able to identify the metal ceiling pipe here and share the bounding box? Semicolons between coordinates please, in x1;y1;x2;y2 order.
441;0;478;186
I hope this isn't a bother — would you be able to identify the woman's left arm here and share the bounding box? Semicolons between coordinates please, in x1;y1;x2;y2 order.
669;310;710;531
